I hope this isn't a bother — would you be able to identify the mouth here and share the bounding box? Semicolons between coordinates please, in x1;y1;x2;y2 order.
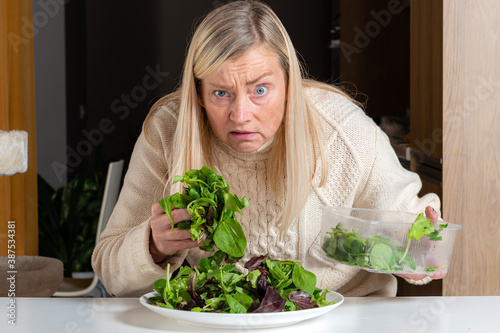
230;131;256;139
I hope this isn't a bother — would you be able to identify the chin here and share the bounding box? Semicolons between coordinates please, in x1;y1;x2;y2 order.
233;147;258;154
230;143;261;153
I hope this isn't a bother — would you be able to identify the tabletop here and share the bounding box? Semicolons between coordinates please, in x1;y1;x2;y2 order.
2;295;498;333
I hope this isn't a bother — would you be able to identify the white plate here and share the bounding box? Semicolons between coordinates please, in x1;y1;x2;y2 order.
140;290;344;329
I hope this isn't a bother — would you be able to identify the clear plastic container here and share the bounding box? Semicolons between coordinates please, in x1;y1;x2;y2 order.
320;206;462;275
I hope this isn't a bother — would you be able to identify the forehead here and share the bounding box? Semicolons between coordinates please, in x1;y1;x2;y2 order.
206;47;284;83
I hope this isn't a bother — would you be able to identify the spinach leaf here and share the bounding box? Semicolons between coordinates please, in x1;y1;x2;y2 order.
369;243;394;271
246;269;261;289
225;294;247;313
213;216;247;258
228;292;254;313
265;259;287;281
291;264;317;297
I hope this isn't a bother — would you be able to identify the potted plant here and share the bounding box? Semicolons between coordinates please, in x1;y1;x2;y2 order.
38;164;104;278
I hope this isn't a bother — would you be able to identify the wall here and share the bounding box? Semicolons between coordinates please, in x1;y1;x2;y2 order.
31;0;334;184
81;0;333;173
408;0;500;296
32;0;67;188
442;0;500;296
0;0;38;255
339;0;410;120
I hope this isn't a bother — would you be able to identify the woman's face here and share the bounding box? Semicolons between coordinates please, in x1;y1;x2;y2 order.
198;46;287;153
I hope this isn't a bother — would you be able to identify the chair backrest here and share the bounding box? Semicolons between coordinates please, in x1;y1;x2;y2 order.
53;159;124;297
96;159;124;243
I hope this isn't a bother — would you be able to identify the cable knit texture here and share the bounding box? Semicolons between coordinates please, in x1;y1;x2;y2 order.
92;87;440;297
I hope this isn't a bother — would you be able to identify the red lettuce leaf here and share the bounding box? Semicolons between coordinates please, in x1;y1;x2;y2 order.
252;286;286;313
288;290;319;309
244;255;268;271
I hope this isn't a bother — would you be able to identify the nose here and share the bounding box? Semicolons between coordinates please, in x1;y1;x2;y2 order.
230;95;251;125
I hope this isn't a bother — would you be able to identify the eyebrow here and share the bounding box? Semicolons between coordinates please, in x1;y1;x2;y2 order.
208;71;273;90
247;71;273;85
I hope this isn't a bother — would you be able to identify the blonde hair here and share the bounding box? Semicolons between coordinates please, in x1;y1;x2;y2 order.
145;1;353;234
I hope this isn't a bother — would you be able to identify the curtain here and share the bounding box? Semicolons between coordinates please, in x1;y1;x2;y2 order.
0;0;38;255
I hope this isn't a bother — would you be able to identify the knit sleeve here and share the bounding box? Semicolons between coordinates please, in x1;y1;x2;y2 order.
309;86;440;215
91;103;188;297
352;118;441;215
305;88;440;296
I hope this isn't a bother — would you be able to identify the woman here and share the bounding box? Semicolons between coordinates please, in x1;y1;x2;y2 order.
92;1;441;297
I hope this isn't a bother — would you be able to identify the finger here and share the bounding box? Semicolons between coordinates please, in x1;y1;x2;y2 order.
430;271;447;279
151;203;192;223
150;223;199;256
162;227;194;241
153;237;204;256
170;209;192;223
395;273;427;280
151;215;191;238
396;271;447;281
151;202;165;217
169;239;205;251
429;266;447;279
424;206;439;224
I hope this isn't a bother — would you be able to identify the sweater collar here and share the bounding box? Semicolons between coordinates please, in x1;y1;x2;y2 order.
210;131;274;161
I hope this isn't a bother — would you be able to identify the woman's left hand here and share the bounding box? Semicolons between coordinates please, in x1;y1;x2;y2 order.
395;206;447;282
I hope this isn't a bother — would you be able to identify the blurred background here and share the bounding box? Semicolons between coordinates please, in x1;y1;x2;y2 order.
4;0;497;298
34;0;411;188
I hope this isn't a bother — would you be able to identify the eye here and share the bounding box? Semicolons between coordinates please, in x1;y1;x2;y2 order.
214;90;228;98
254;86;268;96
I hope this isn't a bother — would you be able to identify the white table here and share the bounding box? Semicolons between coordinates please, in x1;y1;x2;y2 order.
2;296;498;332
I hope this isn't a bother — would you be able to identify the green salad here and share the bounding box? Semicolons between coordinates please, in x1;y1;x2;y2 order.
322;213;448;273
148;253;335;313
151;166;335;313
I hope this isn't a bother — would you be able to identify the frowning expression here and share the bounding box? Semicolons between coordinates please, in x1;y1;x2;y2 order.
198;46;287;153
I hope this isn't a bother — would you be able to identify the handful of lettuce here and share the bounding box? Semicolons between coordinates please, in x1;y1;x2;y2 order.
158;166;249;260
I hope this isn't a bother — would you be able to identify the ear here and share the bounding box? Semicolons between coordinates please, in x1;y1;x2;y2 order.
197;94;205;108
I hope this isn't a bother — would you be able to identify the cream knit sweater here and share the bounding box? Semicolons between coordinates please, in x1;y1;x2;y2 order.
92;87;440;297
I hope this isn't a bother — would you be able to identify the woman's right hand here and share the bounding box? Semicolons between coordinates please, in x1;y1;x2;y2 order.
149;202;202;263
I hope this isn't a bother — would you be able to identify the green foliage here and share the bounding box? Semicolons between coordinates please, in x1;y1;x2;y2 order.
322;213;448;273
157;166;249;259
38;166;104;277
149;253;335;313
408;213;448;242
150;166;335;313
